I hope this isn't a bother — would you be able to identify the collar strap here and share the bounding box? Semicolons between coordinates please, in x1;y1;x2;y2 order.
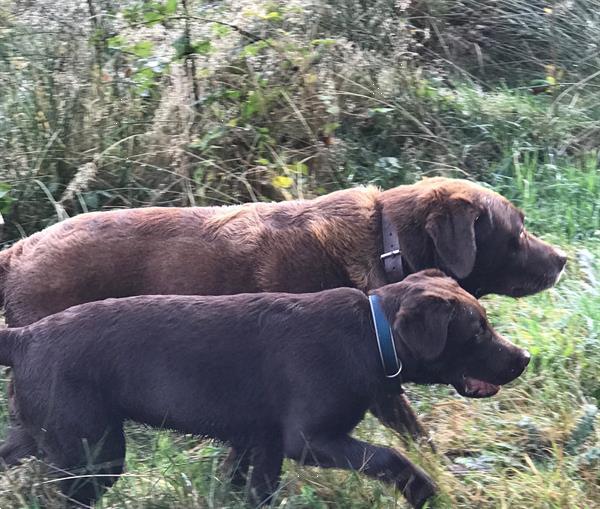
368;294;402;379
381;211;405;283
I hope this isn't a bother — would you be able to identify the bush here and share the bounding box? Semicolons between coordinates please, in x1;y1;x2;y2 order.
2;0;600;242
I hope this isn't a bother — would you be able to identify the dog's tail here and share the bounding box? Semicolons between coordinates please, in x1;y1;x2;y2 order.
0;327;25;366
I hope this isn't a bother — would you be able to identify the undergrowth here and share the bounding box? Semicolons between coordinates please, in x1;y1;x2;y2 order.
0;0;598;507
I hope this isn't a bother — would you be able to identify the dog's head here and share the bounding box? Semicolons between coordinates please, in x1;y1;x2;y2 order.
379;178;567;297
374;270;530;397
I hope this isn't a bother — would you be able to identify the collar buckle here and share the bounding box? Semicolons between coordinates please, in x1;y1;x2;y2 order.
380;249;401;261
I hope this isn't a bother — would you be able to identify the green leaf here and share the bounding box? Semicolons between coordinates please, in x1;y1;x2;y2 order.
294;162;308;175
211;23;231;37
310;39;337;46
261;11;282;21
224;89;241;100
323;122;340;135
286;162;308;175
190;128;226;152
368;107;395;117
165;0;177;15
191;40;212;55
0;182;14;214
107;35;126;50
0;182;11;197
241;91;263;120
172;35;189;59
132;67;156;94
143;10;163;25
130;41;154;58
242;41;269;57
123;6;142;23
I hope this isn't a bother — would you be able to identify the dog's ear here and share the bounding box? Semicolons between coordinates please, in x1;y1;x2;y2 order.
393;297;453;361
426;197;480;279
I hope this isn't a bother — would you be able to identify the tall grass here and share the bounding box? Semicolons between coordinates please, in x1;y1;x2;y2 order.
0;1;598;508
490;152;600;240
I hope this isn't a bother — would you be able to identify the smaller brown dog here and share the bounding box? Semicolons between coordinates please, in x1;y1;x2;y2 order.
0;270;530;508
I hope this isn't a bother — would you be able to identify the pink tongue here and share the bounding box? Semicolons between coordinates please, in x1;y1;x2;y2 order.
464;377;500;397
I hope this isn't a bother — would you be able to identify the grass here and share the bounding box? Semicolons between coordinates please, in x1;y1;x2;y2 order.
0;173;597;508
0;0;599;504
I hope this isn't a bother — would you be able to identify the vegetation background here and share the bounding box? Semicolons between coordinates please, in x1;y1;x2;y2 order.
0;0;598;507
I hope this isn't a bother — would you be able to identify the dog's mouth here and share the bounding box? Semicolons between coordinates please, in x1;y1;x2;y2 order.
453;375;500;398
510;269;565;297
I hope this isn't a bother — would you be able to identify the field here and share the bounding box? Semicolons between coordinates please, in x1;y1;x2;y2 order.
0;1;599;508
0;158;597;509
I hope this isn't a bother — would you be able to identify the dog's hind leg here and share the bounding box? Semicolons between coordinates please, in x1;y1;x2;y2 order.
0;378;40;468
0;423;39;468
38;418;126;507
286;433;435;509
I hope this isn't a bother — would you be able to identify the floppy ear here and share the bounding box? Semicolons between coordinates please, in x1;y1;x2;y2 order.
393;298;453;361
426;198;480;279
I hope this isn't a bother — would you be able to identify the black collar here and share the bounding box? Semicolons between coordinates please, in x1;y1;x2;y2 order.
380;210;405;283
368;294;403;379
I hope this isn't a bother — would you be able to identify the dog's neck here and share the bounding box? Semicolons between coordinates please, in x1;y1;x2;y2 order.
368;294;403;380
380;210;406;284
378;199;447;285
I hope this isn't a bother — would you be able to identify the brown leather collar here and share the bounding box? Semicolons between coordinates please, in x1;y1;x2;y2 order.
381;211;405;283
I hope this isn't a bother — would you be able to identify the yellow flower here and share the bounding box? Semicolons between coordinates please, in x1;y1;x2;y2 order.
272;176;294;189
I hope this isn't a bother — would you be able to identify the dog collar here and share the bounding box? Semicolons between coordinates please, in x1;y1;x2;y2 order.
368;294;402;379
381;211;405;283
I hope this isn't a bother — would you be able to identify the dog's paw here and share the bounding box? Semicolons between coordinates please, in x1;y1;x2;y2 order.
401;471;437;509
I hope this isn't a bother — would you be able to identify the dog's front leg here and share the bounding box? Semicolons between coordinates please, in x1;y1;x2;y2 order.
290;434;436;509
370;392;436;452
221;446;251;487
249;444;283;506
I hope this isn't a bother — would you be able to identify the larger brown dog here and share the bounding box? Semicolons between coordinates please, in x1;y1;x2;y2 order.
0;177;565;464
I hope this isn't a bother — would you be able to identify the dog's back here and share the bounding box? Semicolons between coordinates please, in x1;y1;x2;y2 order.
8;290;373;446
0;187;377;327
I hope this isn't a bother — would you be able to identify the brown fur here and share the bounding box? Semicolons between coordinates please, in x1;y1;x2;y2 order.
0;271;530;508
0;177;566;467
0;178;565;326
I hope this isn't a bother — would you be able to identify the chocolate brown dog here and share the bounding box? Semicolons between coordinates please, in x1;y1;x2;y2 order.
0;270;530;508
0;177;563;464
0;178;565;326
